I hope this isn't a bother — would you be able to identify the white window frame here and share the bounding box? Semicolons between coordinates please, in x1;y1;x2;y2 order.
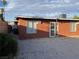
26;21;37;34
49;22;56;37
70;22;77;32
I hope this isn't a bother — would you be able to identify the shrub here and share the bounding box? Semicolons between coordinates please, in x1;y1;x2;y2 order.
0;33;17;57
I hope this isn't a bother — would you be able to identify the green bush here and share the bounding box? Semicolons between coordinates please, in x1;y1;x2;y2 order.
0;33;17;57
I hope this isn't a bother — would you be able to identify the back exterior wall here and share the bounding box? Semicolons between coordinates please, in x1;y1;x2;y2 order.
58;21;79;37
18;19;49;39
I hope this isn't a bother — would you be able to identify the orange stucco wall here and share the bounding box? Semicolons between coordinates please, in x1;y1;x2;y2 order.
18;19;49;39
18;18;79;39
58;22;79;37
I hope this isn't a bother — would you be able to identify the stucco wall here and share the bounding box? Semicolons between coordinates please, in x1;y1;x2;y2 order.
18;19;49;39
18;18;79;39
58;22;79;37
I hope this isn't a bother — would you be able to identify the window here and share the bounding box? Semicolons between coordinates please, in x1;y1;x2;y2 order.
26;21;37;34
70;22;77;32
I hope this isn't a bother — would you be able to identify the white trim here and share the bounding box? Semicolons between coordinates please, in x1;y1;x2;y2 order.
75;22;79;25
70;22;79;32
70;22;76;32
57;22;59;34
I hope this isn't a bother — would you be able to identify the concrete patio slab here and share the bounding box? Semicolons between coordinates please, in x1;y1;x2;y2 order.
16;37;79;59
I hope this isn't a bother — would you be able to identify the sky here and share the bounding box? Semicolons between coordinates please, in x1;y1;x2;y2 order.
0;0;79;21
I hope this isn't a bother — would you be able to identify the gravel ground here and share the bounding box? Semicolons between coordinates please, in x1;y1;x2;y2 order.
16;37;79;59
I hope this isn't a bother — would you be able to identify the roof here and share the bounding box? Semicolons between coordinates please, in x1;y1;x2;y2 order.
16;17;56;21
16;17;79;22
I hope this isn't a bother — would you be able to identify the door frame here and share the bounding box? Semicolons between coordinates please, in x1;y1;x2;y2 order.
49;22;57;37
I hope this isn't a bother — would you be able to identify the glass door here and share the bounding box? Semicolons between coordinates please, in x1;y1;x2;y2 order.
49;22;56;37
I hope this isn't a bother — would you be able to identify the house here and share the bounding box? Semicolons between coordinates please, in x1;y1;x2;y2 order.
0;20;8;33
16;17;79;39
0;9;8;33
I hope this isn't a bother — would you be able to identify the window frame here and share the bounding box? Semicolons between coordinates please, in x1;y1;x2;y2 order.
70;22;77;32
26;21;37;34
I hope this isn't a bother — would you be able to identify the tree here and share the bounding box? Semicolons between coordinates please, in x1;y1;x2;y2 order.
73;15;79;19
0;0;7;21
2;0;7;7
